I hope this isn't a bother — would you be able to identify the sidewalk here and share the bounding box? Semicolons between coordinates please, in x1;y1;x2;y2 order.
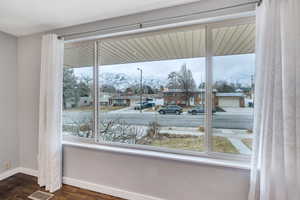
217;107;254;115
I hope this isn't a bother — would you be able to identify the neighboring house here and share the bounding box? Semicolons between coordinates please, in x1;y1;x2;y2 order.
109;94;164;107
215;93;245;108
65;97;76;109
109;95;131;106
153;97;164;106
163;89;205;106
99;92;112;106
65;96;92;108
137;94;164;106
78;96;93;107
163;89;217;107
128;96;145;106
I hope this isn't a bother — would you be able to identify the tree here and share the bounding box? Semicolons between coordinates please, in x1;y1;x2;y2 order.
100;84;117;93
167;71;180;89
63;68;78;109
214;80;235;92
198;82;205;89
125;84;155;95
166;64;196;106
77;75;92;97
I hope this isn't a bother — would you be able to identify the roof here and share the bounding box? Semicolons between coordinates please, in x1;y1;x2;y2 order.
164;88;217;93
164;89;203;93
64;20;255;67
110;94;163;100
216;93;245;97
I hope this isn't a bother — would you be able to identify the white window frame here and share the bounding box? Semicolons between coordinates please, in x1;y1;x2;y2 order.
63;16;255;163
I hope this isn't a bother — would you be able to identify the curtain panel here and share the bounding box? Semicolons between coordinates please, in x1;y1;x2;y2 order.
249;0;300;200
38;34;64;193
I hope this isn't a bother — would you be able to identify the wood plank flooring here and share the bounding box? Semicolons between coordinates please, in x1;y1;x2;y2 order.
0;173;125;200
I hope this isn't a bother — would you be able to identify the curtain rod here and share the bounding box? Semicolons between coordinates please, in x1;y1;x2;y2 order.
57;0;261;39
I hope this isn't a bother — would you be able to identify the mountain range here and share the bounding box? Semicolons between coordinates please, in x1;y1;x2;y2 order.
99;72;167;91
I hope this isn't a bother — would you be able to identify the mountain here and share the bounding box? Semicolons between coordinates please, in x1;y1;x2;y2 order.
99;72;167;91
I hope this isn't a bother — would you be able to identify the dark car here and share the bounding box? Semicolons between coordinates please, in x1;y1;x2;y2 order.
188;106;216;115
158;105;183;115
134;102;155;110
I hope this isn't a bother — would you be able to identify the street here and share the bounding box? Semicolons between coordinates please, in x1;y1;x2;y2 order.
63;111;253;129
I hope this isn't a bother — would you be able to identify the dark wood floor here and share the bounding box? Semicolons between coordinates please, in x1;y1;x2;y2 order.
0;173;125;200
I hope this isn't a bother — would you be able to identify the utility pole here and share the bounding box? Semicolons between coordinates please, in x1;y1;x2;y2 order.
250;75;254;100
137;68;143;113
200;72;204;109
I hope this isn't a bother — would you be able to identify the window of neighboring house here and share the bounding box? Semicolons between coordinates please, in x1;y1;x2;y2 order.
63;17;255;160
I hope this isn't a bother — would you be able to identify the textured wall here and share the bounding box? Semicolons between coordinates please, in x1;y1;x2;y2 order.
0;31;18;174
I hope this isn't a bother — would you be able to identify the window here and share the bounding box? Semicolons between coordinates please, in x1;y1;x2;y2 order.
210;21;255;155
63;17;255;159
63;41;94;138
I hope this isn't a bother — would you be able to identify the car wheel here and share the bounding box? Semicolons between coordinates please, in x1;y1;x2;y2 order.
192;111;197;115
159;111;165;115
175;111;180;115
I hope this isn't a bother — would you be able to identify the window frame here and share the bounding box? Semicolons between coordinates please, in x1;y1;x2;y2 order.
63;16;255;162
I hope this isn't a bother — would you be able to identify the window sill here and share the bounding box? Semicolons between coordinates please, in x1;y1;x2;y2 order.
62;140;250;170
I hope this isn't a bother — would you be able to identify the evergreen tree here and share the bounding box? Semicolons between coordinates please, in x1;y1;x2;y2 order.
63;68;78;109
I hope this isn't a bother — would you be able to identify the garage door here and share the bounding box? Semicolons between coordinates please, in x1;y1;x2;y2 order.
219;97;240;107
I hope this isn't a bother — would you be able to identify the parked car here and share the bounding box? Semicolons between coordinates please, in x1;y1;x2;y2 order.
158;105;183;115
188;106;216;115
134;102;155;110
112;103;129;106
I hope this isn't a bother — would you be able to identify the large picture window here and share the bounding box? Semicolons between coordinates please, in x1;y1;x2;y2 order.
63;17;255;159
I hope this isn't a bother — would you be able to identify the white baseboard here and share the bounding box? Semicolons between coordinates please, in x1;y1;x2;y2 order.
0;167;38;181
1;167;164;200
18;167;38;177
63;177;164;200
0;168;20;181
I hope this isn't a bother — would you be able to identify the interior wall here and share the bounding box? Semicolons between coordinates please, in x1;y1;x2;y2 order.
0;31;18;174
64;146;250;200
17;34;42;170
17;0;255;199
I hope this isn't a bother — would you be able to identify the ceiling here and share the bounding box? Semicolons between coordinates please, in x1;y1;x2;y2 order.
0;0;200;36
64;21;255;67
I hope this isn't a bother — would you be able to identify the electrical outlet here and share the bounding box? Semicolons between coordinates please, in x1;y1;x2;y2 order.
4;161;11;170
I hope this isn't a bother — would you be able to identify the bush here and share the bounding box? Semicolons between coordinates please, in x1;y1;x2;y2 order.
146;121;161;138
198;126;205;132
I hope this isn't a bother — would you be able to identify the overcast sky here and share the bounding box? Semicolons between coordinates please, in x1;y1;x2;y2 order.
74;54;255;86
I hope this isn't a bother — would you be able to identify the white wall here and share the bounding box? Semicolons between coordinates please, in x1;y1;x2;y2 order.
17;34;42;170
0;31;19;173
64;146;250;200
17;0;255;199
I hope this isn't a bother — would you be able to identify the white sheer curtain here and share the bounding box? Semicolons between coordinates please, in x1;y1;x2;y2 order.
249;0;300;200
38;34;64;193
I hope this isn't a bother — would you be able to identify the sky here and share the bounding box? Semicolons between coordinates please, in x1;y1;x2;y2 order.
73;54;255;87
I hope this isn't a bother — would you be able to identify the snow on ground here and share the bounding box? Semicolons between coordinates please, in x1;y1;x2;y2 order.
221;107;254;115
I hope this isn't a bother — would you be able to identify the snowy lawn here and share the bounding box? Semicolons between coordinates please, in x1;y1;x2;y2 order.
149;135;239;153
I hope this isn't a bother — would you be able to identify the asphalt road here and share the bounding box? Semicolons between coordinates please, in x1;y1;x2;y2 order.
63;111;253;129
